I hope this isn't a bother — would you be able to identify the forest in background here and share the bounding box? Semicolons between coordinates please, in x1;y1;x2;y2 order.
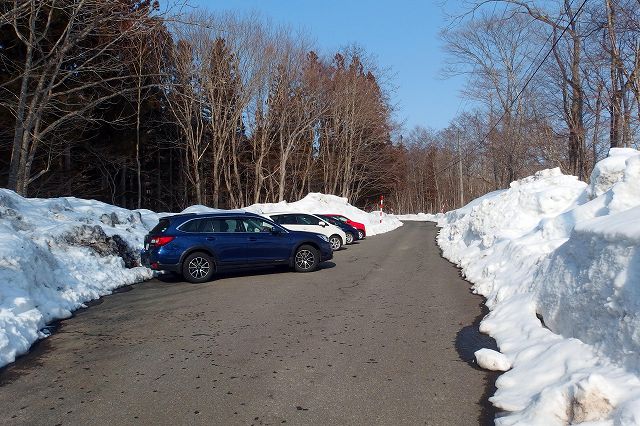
1;0;639;214
1;0;401;212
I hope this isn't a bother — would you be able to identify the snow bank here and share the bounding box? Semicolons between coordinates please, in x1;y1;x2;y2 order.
437;148;640;424
0;189;156;368
245;192;402;236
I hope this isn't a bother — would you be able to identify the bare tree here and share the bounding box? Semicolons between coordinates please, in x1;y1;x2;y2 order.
163;37;209;204
1;0;162;196
442;11;543;185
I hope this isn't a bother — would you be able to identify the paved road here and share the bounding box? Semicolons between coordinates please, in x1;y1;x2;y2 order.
0;222;496;425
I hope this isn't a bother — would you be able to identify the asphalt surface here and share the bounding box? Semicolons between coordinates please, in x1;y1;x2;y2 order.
0;222;497;425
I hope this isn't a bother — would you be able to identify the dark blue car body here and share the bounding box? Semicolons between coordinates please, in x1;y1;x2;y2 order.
141;212;333;282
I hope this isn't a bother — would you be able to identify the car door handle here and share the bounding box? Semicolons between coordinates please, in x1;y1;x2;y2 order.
247;237;257;242
206;237;216;241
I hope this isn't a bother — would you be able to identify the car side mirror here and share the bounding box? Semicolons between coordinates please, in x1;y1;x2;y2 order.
318;221;326;226
271;227;284;234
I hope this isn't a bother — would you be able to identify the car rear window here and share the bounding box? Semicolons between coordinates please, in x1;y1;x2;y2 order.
179;218;202;232
150;218;170;234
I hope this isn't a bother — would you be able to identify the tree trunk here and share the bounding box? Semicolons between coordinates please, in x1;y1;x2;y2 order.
120;166;127;208
136;69;143;209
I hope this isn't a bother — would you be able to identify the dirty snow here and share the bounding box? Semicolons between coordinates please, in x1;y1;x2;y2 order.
437;148;640;424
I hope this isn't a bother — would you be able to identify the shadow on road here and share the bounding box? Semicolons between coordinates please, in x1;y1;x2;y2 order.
155;261;337;284
435;227;501;426
0;322;60;387
455;301;499;426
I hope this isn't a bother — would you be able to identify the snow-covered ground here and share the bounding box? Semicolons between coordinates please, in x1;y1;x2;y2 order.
0;191;400;368
393;212;444;222
436;148;640;424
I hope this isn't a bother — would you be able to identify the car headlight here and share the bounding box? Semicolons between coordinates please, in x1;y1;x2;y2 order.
317;234;329;242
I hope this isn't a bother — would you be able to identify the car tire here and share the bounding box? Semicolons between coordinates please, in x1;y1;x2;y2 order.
358;230;365;240
345;233;354;244
329;234;342;251
294;245;320;272
182;252;215;283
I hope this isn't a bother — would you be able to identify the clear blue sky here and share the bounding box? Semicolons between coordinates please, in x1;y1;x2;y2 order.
187;0;466;133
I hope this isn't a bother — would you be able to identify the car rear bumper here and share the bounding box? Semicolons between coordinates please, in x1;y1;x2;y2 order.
141;250;181;272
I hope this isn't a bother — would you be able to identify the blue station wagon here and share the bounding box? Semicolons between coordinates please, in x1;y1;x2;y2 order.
141;212;333;283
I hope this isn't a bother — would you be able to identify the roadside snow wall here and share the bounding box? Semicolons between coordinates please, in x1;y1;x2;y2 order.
437;148;640;424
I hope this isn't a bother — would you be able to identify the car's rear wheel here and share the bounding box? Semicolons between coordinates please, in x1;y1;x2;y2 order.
357;230;365;240
294;245;320;272
182;252;215;283
329;235;342;251
345;232;354;244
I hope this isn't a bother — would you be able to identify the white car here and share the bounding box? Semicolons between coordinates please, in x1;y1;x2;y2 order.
267;212;347;251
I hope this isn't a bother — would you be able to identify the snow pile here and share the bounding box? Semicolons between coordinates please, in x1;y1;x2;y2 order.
245;192;402;235
0;189;156;367
437;148;640;424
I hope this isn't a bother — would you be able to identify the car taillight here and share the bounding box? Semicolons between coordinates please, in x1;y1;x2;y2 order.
149;236;174;247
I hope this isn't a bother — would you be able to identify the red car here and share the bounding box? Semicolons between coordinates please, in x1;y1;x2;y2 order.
323;214;366;239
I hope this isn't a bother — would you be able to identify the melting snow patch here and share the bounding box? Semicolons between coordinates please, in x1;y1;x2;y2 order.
392;212;443;222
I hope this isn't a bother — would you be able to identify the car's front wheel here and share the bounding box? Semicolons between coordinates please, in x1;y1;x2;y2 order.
294;245;320;272
345;232;354;244
357;230;365;240
182;252;215;283
329;235;343;251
